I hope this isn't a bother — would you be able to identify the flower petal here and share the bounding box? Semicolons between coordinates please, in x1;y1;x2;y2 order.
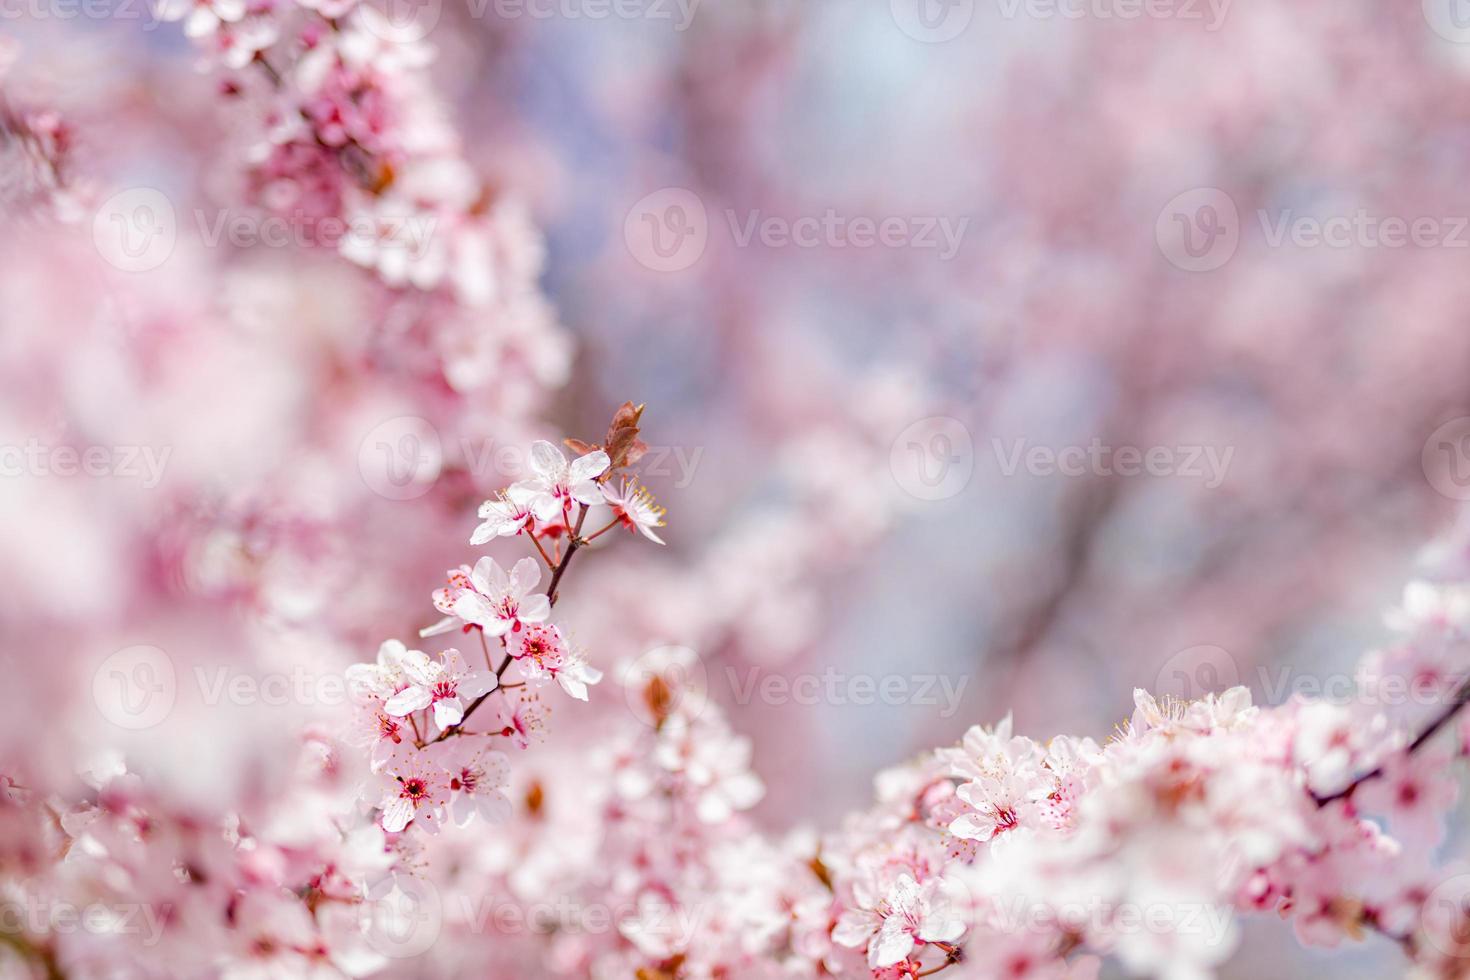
384;686;432;717
529;440;567;481
509;556;541;597
380;797;415;833
568;449;610;483
517;593;551;624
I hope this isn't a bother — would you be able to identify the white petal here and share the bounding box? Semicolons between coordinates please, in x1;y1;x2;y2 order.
452;592;497;629
418;616;459;638
509;556;541;597
468;556;505;597
832;911;878;949
947;812;991;841
384;686;432;717
380;797;414;833
398;650;439;687
530;494;563;523
529;440;567;480
432;699;464;732
568;449;610;483
870;919;915;968
506;481;540;506
459;669;496;699
517;593;551;624
477;791;512;824
569;479;604;506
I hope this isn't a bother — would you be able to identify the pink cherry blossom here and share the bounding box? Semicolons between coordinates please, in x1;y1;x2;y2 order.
427;740;512;827
376;753;451;834
470;490;535;544
513;441;610;522
382;647;495;733
600;479;667;545
451;556;552;637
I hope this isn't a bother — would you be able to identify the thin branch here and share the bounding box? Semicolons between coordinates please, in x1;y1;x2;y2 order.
428;508;592;745
1314;675;1470;806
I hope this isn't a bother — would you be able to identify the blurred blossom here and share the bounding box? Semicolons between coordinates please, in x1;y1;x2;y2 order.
0;2;1469;978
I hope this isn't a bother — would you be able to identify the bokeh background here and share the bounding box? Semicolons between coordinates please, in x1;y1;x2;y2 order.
5;0;1470;976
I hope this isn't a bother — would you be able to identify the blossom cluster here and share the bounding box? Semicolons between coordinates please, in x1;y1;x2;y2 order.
343;406;667;846
152;0;568;397
796;594;1470;980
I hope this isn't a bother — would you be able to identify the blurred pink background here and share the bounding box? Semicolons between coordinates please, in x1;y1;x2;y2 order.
5;1;1470;975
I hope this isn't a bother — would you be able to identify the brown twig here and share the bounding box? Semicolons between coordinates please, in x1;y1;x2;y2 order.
425;506;591;746
1313;675;1470;806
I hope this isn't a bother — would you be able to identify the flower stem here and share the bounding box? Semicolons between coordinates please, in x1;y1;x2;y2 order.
1313;674;1470;806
